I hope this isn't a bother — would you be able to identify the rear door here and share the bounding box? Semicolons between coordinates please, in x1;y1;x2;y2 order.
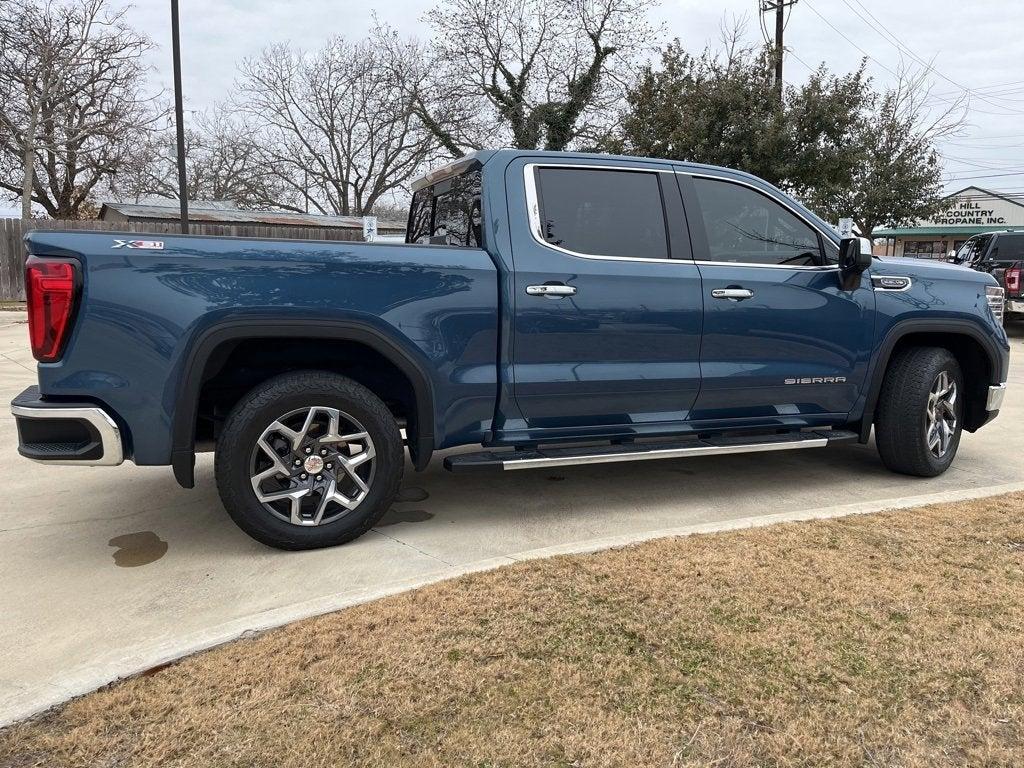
505;157;703;434
682;173;874;421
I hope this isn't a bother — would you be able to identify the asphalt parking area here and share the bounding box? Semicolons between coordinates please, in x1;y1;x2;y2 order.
1;315;1022;726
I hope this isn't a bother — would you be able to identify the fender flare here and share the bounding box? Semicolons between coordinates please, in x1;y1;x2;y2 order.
856;317;1007;442
170;319;436;488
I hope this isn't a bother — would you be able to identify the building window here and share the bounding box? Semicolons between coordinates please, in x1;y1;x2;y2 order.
903;240;946;259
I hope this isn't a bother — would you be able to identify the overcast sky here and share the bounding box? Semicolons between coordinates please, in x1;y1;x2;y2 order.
3;0;1022;217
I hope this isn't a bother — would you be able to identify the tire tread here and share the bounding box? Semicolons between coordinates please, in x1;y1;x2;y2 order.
875;346;962;477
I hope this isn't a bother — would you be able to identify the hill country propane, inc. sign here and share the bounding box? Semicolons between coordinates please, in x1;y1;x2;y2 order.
921;186;1024;228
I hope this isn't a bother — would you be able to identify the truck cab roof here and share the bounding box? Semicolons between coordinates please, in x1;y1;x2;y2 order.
412;148;779;192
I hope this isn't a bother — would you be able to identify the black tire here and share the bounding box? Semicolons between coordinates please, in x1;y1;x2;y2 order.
874;346;964;477
215;371;403;550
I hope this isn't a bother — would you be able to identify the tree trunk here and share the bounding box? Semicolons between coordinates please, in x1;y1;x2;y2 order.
21;108;38;219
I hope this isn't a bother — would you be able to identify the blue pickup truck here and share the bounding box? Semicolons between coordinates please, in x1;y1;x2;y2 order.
11;150;1010;549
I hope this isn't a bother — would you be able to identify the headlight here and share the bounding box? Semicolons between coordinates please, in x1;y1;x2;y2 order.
986;285;1005;323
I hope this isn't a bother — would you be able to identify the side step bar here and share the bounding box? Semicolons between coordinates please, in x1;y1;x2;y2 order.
444;430;858;472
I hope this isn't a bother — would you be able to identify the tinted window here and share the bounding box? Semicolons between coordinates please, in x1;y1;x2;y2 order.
406;169;482;247
992;233;1024;262
694;178;822;266
535;168;669;259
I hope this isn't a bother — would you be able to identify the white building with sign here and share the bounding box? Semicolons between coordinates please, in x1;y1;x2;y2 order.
873;186;1024;258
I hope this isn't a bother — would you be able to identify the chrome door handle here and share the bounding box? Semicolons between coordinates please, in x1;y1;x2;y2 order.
711;288;754;300
526;284;577;297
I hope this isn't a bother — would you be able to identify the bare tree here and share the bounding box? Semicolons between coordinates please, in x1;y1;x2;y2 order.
806;66;967;243
115;108;290;209
233;27;438;217
415;0;659;156
0;0;160;218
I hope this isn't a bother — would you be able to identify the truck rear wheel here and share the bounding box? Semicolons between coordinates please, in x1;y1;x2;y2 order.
874;347;963;477
215;371;403;550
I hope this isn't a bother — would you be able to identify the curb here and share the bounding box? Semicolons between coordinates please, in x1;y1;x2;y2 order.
4;479;1024;729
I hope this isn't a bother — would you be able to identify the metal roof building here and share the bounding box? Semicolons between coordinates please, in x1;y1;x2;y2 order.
97;200;405;234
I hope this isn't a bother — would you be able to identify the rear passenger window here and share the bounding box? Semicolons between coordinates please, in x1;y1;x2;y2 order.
535;167;669;259
694;177;822;266
993;235;1024;262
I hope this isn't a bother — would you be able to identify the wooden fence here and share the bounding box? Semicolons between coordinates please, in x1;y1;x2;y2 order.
0;218;397;301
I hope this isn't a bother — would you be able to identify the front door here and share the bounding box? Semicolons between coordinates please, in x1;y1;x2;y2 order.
682;173;875;422
505;158;704;436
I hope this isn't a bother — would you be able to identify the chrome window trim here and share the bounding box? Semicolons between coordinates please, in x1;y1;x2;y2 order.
692;260;840;272
523;163;685;264
677;170;842;272
521;162;844;271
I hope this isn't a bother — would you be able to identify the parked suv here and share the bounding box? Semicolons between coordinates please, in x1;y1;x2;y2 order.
11;150;1011;549
952;231;1024;320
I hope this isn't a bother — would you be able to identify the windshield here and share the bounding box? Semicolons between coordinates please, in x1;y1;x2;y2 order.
952;235;990;265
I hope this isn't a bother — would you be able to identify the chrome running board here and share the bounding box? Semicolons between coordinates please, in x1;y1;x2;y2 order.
444;430;858;472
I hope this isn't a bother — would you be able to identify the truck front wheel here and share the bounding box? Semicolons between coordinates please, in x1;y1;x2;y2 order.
874;346;964;477
215;371;404;550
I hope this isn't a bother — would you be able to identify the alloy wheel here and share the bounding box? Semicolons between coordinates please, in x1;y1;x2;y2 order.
248;406;376;526
925;370;957;459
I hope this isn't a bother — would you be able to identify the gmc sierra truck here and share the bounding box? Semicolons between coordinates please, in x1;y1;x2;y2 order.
11;150;1010;549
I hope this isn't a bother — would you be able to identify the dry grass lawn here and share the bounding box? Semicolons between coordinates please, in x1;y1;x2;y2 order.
3;492;1024;767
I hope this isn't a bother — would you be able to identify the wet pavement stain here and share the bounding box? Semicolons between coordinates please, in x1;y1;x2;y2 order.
546;475;566;482
395;486;430;503
108;532;168;567
377;509;434;527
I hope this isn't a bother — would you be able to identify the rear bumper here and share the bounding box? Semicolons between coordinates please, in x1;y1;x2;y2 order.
10;386;123;466
1007;299;1024;314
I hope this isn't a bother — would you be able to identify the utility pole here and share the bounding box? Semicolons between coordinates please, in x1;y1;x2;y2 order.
760;0;797;101
170;0;189;234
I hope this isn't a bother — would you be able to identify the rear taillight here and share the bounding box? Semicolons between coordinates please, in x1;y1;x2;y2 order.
25;256;78;362
1006;264;1021;293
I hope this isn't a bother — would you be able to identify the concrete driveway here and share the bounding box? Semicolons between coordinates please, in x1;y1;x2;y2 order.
2;313;1022;726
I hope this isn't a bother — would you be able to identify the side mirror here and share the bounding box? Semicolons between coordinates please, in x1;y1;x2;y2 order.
838;237;871;290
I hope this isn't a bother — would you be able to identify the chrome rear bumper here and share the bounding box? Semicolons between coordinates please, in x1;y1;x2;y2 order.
11;386;123;466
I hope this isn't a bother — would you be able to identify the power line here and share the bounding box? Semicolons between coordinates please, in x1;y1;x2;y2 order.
840;0;1024;115
787;49;819;75
943;133;1024;140
932;80;1024;98
800;0;901;78
942;170;1024;182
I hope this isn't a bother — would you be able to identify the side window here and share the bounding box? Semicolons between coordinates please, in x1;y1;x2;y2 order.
992;235;1024;262
694;177;822;266
406;169;482;246
822;238;839;265
535;167;669;259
